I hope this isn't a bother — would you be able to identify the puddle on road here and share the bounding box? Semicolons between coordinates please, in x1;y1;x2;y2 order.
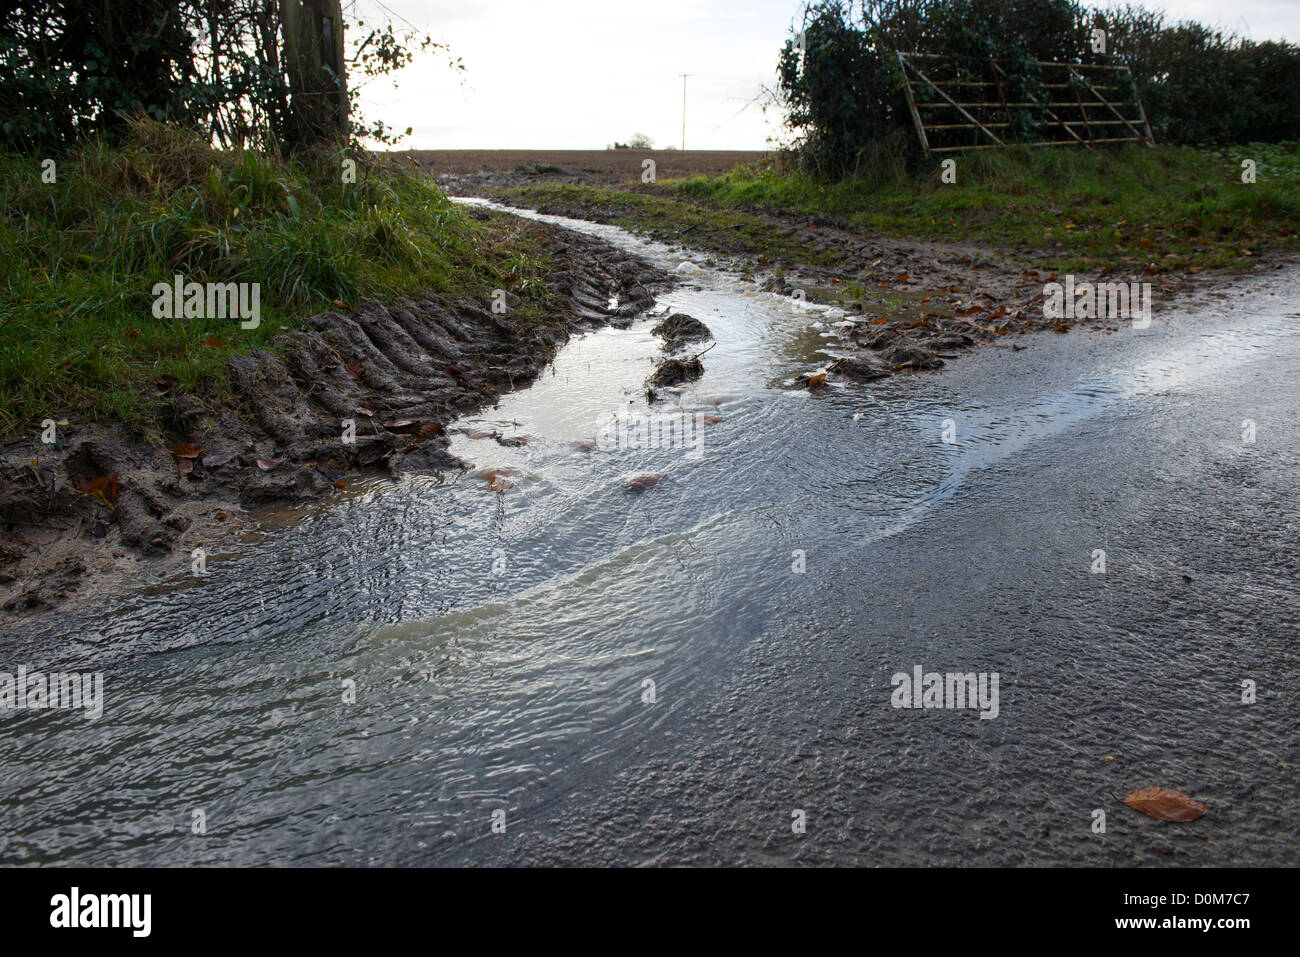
3;202;1297;865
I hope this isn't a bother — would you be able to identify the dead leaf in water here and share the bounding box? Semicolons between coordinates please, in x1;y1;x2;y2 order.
625;473;666;491
1122;786;1208;822
473;467;520;494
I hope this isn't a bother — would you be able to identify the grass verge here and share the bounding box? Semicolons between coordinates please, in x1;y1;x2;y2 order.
0;118;555;443
505;143;1300;274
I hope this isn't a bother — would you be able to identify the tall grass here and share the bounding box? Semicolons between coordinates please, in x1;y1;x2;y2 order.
0;118;534;441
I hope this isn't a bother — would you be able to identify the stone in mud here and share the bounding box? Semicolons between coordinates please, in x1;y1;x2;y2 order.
647;356;704;389
883;344;944;370
652;312;712;350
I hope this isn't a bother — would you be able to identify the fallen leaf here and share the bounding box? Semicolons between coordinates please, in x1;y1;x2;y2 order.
806;372;827;389
333;479;347;490
201;449;236;468
625;473;666;490
383;419;421;433
256;458;280;470
170;443;203;459
154;374;179;393
345;362;365;379
472;466;520;494
700;415;725;424
80;475;119;506
200;336;226;349
176;457;194;477
1122;786;1208;822
415;421;445;442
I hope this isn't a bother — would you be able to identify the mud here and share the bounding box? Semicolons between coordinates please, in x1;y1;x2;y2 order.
652;312;713;350
0;215;671;619
448;172;1294;382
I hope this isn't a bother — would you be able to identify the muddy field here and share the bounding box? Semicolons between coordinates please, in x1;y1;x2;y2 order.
393;149;769;188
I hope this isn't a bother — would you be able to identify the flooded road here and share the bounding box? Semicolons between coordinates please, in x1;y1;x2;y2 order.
2;204;1297;866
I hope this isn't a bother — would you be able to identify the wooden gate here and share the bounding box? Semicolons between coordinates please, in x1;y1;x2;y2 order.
896;52;1154;157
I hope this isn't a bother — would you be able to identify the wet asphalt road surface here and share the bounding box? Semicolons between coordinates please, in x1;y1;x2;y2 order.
453;268;1300;867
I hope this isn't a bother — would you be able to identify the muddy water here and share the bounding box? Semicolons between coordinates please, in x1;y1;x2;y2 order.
2;203;1297;865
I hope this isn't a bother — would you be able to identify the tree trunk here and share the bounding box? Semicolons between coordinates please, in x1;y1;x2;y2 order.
279;0;348;147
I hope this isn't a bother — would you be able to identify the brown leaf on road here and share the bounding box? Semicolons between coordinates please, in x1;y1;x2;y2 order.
1122;786;1208;822
170;443;203;459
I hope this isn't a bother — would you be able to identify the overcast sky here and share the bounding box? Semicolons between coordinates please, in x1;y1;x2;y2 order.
351;0;1298;150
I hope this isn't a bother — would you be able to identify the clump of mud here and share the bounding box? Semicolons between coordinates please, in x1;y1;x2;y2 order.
647;356;704;390
652;312;712;350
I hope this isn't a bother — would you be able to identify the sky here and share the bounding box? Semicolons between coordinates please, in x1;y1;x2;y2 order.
350;0;1298;151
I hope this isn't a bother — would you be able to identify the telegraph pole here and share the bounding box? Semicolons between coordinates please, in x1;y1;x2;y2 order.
680;73;690;150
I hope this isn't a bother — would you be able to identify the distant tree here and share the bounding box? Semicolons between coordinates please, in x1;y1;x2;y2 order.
627;133;654;148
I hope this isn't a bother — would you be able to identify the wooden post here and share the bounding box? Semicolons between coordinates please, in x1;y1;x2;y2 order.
896;52;931;159
280;0;348;145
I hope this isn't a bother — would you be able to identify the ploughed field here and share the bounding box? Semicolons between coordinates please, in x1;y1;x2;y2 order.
395;149;769;186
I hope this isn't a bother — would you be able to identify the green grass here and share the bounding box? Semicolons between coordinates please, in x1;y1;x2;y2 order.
0;119;555;442
508;143;1300;275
